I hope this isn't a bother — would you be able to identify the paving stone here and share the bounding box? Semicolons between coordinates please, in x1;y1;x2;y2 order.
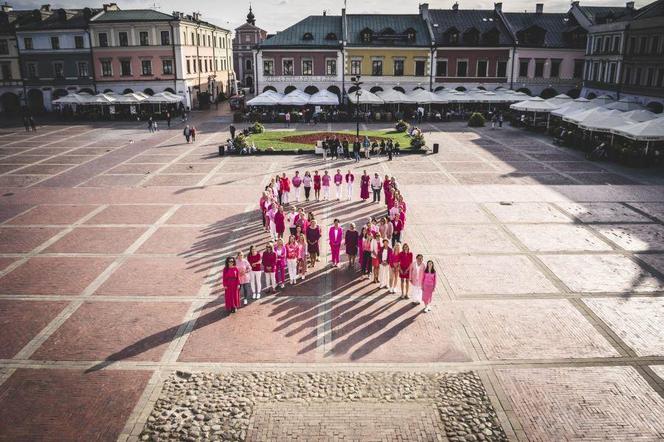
161;163;218;174
539;254;664;293
462;299;618;359
0;227;62;253
507;224;612;252
32;301;190;361
439;255;559;295
546;161;606;172
106;163;159;175
0;175;44;187
127;154;179;164
408;202;490;224
412;224;519;254
166;204;250;225
592;224;664;251
136;226;227;255
556;202;652;223
145;174;205;186
570;172;638;185
44;226;147;254
0;257;114;296
7;204;98;225
441;162;497;173
0;368;150;441
584;297;664;357
81;174;145;187
84;204;171;225
629;202;664;222
0;300;68;358
484;202;571;223
11;164;73;175
496;366;664;441
42;155;96;165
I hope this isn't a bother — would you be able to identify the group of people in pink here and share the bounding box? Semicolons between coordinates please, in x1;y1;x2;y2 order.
221;170;437;314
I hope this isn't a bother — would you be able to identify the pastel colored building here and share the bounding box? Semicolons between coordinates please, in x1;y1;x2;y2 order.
255;13;343;98
233;6;267;93
89;5;177;98
0;4;31;113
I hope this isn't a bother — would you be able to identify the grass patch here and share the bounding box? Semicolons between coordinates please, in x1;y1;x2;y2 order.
246;129;413;151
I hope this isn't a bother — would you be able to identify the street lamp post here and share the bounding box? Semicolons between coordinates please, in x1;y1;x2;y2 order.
351;75;363;140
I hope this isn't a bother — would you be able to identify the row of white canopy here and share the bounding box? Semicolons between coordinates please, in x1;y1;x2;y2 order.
52;91;185;105
511;94;664;141
248;87;528;107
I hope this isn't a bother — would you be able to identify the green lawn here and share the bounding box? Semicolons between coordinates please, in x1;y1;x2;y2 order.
245;129;414;151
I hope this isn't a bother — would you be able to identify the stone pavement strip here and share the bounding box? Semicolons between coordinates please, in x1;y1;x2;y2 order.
0;117;664;441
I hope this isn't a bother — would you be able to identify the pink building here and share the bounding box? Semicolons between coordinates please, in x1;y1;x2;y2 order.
233;6;267;93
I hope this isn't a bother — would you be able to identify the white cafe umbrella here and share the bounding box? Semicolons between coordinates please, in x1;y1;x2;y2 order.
308;90;339;106
546;94;573;107
604;98;647;112
347;88;384;105
551;99;598;118
82;93;117;105
611;118;664;141
563;106;610;124
52;93;87;105
623;109;658;123
278;90;311;106
376;89;413;104
577;109;630;133
510;96;558;112
406;88;444;104
247;90;283;106
144;92;185;104
590;94;614;106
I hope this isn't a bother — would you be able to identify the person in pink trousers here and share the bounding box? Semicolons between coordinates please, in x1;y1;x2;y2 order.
274;238;287;289
328;218;343;267
422;260;437;313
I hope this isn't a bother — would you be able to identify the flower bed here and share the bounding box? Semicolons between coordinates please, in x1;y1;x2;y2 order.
281;132;392;144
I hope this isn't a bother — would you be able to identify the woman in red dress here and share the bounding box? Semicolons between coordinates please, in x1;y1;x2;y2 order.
360;171;370;201
398;243;413;299
222;256;241;313
313;170;322;201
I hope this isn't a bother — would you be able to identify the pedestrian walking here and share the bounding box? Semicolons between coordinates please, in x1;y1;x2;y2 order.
285;112;291;128
29;116;37;131
166;112;171;128
422;260;436;312
371;173;382;203
328;219;343;267
342;137;350;159
236;251;252;305
22;116;30;131
183;125;191;143
222;257;241;313
345;223;359;270
303;171;312;201
363;136;371;159
247;245;262;299
230;124;236;139
498;112;504;128
148;117;154;133
153;120;159;132
261;243;277;294
190;126;197;142
345;170;354;201
387;139;394;161
360;171;370;201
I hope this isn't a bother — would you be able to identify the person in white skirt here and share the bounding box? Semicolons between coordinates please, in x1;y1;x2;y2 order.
378;239;392;289
345;170;355;201
409;254;426;305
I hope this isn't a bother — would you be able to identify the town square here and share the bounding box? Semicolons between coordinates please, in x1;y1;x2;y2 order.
1;0;664;441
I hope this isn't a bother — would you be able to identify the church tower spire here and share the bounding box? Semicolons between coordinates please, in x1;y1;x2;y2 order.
246;4;256;25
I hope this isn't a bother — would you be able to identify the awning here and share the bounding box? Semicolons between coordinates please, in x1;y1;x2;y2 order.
376;89;414;104
278;90;311;106
247;90;284;106
510;96;559;112
577;109;630;132
347;88;384;105
563;106;611;124
405;88;444;104
604;98;647;112
611;117;664;141
143;92;185;104
308;90;339;106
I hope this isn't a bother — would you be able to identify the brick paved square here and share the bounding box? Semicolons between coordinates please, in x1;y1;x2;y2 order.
496;366;664;441
31;301;190;361
440;162;497;173
0;257;113;296
166;204;249;225
0;154;48;164
84;204;171;225
385;172;453;185
0;300;67;358
507;224;612;252
387;161;440;172
462;299;618;359
42;154;95;165
571;172;638;185
209;173;271;186
484;202;572;223
106;163;159;174
44;227;147;254
546;161;606;172
0;368;151;441
7;205;98;225
178;298;318;362
411;224;519;254
0;227;62;253
439;255;559;295
494;161;555;173
217;161;273;172
0;175;44;187
12;164;73;175
145;174;205;186
0;204;33;224
0;257;17;272
592;224;664;251
95;256;207;296
452;172;515;184
509;173;578;185
328;293;469;362
137;226;225;255
539;254;664;293
161;163;217;174
557;202;652;223
408;203;491;224
584;297;664;357
629;202;664;222
82;174;145;187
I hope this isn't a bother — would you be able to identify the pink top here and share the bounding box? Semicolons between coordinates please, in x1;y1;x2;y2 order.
292;175;302;187
274;244;287;265
422;272;436;290
261;251;276;272
334;173;343;185
399;251;413;270
286;243;300;260
236;258;251;284
329;226;343;246
345;173;354;183
410;262;425;286
303;175;312;187
322;175;331;186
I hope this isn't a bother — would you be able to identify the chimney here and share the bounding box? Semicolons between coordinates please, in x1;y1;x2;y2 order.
323;10;326;16
102;3;119;12
452;2;459;12
571;1;579;6
535;3;543;14
626;1;634;8
1;3;12;12
40;4;50;11
419;3;430;20
494;2;502;12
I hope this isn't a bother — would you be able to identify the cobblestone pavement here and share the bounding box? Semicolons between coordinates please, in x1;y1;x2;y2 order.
0;113;664;441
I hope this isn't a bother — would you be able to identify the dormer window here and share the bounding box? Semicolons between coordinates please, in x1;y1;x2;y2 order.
445;27;460;45
405;28;416;42
302;32;314;41
381;27;395;35
360;28;373;43
463;28;480;45
482;28;500;45
325;32;337;41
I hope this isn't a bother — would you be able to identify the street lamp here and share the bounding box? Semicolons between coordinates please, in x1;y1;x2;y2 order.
350;75;363;140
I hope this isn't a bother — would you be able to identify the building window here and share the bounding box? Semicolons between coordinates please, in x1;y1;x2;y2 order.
350;59;361;75
394;59;404;76
550;59;561;78
74;36;84;49
476;60;488;77
519;59;529;77
263;60;274;76
119;32;129;47
415;60;426;76
612;35;620;52
161;30;170;45
162;59;173;75
77;61;89;77
282;59;294;76
457;60;468;77
139;31;149;46
197;58;202;72
101;60;112;77
652;36;660;54
302;59;313;76
204;59;208;72
608;63;616;83
27;62;38;78
496;60;507;77
647;67;655;86
141;60;152;75
51;37;60;49
196;34;200;46
120;60;131;76
0;63;11;79
657;69;664;87
245;59;252;70
192;58;196;73
326;59;336;76
98;33;108;47
24;37;33;50
53;62;64;78
186;59;191;74
534;59;544;77
436;60;447;77
573;60;583;78
0;40;7;55
372;60;383;76
634;67;642;85
639;37;647;54
191;32;195;46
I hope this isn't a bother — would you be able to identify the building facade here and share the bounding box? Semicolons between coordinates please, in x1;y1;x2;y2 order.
0;4;32;113
233;6;267;93
255;14;343;98
172;11;234;107
424;3;513;91
15;5;97;112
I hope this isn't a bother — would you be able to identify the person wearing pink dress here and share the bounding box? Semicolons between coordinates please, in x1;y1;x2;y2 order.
313;171;321;201
261;243;277;294
398;243;413;299
328;219;343;267
274;238;287;289
389;243;401;294
409;254;426;304
344;223;359;269
360;171;370;201
333;169;343;200
274;206;286;239
222;257;241;313
322;171;331;200
422;260;437;312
